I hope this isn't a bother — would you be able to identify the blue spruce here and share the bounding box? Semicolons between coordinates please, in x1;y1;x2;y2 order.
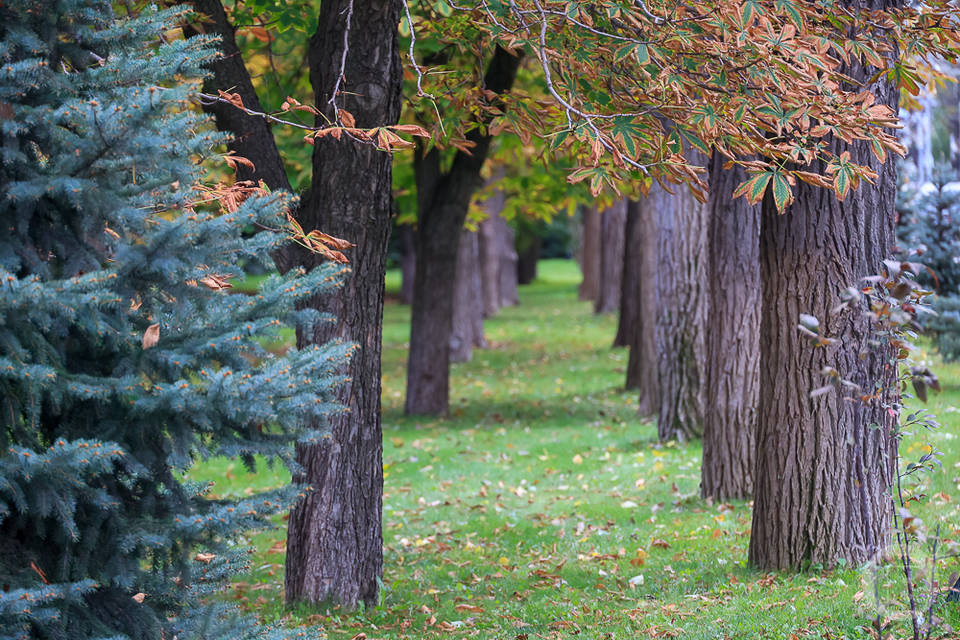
0;2;342;638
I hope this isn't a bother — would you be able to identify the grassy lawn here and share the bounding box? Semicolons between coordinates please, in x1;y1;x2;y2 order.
195;258;960;639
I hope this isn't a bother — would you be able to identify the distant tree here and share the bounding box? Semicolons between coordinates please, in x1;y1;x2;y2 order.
595;201;627;314
701;155;760;501
404;47;521;416
654;152;708;442
578;206;602;302
627;197;660;410
614;200;642;349
0;3;344;637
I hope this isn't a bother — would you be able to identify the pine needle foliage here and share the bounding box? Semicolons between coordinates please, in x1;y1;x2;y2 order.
0;2;343;638
897;165;960;361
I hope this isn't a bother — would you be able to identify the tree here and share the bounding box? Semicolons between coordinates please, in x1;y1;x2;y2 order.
450;228;487;363
654;155;708;442
186;0;405;609
0;3;343;637
578;205;601;301
477;177;510;316
282;0;403;609
749;0;901;568
627;197;660;409
614;200;642;349
595;200;626;314
404;46;521;416
701;155;761;501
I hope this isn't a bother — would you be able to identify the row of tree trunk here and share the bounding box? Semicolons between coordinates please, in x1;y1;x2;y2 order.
595;96;897;570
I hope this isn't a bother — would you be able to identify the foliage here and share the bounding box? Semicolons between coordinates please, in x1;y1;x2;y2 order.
0;2;341;638
897;164;960;361
401;0;960;205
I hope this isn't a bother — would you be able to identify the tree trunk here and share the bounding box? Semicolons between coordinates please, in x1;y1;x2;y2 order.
498;216;519;307
749;7;899;568
517;235;541;285
627;197;659;409
614;201;640;346
405;47;521;416
701;155;760;501
399;224;416;305
655;163;708;442
595;200;626;313
283;0;402;610
578;205;601;301
478;181;507;317
450;229;486;363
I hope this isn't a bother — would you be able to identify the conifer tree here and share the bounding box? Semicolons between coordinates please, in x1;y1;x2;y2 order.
0;2;341;638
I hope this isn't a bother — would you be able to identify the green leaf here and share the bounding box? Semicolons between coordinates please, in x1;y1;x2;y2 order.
771;172;792;212
635;44;650;66
732;171;773;204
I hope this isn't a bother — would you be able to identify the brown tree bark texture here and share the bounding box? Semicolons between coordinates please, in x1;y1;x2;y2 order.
750;1;899;568
450;229;486;363
478;185;507;317
497;216;519;307
655;170;707;442
399;225;416;305
578;206;601;301
283;0;402;609
628;197;660;411
405;47;521;416
614;200;641;348
596;200;626;314
701;156;760;501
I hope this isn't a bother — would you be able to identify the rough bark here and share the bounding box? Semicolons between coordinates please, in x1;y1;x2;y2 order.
498;217;519;307
627;197;660;409
655;161;708;442
701;155;760;501
187;0;292;192
283;0;402;609
578;205;601;301
517;235;541;285
595;200;626;313
405;47;521;416
478;181;507;317
399;224;416;305
450;229;486;363
750;3;899;568
614;200;641;346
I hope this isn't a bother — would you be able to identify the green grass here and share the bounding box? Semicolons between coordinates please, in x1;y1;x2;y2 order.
199;258;960;639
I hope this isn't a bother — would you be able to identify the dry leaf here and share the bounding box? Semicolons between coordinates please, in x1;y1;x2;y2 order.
198;274;233;291
455;604;484;613
194;552;216;564
142;323;160;350
339;109;356;128
132;592;146;603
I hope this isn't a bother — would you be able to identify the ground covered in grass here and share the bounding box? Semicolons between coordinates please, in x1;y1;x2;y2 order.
193;259;960;639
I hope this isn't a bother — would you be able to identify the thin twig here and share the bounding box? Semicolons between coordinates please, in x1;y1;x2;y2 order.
328;0;355;124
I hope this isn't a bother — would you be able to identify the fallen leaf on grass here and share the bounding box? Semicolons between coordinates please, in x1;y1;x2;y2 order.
455;604;484;613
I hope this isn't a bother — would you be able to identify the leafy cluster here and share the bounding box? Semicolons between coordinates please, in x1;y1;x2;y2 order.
397;0;960;204
0;2;341;638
